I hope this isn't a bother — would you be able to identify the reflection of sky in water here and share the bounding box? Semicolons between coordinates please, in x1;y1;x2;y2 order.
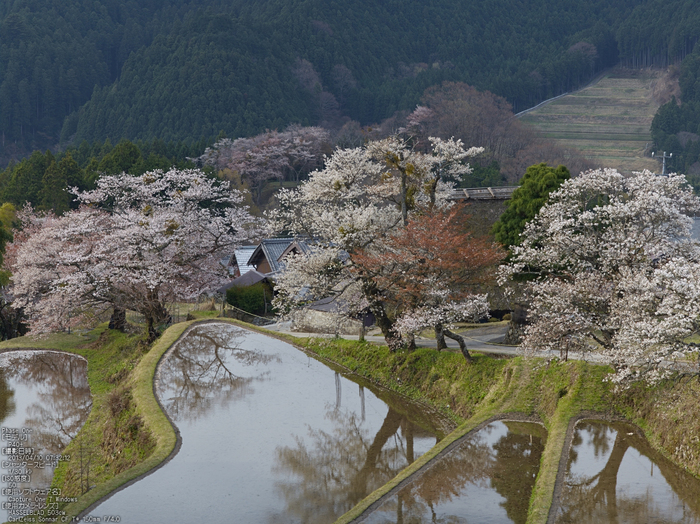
0;351;91;523
94;324;442;524
557;421;700;524
362;420;546;524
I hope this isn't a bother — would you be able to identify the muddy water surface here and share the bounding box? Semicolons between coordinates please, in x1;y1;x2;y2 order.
358;420;547;524
0;351;91;522
555;420;700;524
93;323;447;524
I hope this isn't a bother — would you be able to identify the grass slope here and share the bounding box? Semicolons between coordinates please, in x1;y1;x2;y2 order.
519;68;663;173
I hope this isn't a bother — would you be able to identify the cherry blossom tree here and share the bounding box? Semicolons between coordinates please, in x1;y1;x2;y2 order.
11;169;261;341
353;206;502;360
501;168;700;383
270;137;485;351
198;126;330;204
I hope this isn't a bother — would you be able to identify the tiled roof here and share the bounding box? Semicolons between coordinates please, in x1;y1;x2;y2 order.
233;246;257;275
248;238;295;273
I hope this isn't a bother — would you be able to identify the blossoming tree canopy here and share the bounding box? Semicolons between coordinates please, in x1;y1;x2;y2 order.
269;136;492;354
11;169;261;340
502;168;700;383
353;206;503;360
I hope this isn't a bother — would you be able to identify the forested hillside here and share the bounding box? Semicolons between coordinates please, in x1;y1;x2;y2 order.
6;0;700;168
0;0;654;164
0;138;204;213
650;46;700;190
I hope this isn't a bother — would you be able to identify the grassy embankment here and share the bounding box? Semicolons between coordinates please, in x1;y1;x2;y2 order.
519;68;665;173
2;315;698;524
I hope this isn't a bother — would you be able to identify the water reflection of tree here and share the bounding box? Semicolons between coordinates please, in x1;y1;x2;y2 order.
272;405;433;524
0;367;15;425
556;421;700;524
3;352;91;454
365;421;545;524
0;351;91;500
157;326;274;422
491;422;546;524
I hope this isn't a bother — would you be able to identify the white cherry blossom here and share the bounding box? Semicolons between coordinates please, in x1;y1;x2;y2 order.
502;168;700;383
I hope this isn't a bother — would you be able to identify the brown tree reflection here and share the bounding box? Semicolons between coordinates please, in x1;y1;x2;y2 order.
491;422;547;524
2;351;91;454
157;326;275;421
362;421;546;524
0;367;15;425
272;404;437;524
556;421;700;524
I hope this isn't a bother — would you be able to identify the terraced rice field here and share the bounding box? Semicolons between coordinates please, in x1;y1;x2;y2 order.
519;69;664;173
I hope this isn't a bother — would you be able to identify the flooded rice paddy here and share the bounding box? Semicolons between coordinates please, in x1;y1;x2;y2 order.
358;420;547;524
3;324;700;524
0;351;91;522
555;420;700;524
93;323;447;523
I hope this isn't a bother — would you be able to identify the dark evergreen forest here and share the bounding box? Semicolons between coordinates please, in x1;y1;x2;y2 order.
650;45;700;190
0;138;205;213
3;0;690;165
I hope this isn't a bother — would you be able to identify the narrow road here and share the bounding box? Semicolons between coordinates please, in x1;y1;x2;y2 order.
268;323;601;362
514;69;610;119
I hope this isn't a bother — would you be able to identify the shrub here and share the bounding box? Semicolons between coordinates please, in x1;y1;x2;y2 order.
226;282;272;315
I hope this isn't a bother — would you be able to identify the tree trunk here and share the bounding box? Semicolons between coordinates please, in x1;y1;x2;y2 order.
146;315;158;344
428;177;438;212
400;171;408;226
374;307;403;351
362;280;403;350
144;297;172;343
435;323;448;351
108;306;126;332
443;327;473;363
405;333;416;352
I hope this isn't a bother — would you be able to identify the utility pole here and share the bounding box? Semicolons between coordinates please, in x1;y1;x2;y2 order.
651;151;672;175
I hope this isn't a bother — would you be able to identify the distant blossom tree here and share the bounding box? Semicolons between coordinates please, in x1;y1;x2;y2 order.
198;125;330;204
405;82;592;184
500;169;700;383
11;169;261;341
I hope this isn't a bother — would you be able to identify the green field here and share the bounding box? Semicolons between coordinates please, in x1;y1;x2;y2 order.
519;69;664;173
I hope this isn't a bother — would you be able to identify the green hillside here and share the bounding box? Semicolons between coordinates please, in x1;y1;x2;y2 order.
0;0;644;162
519;69;662;173
6;0;700;166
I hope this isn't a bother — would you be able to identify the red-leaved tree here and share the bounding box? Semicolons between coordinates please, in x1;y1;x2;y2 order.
352;205;503;360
